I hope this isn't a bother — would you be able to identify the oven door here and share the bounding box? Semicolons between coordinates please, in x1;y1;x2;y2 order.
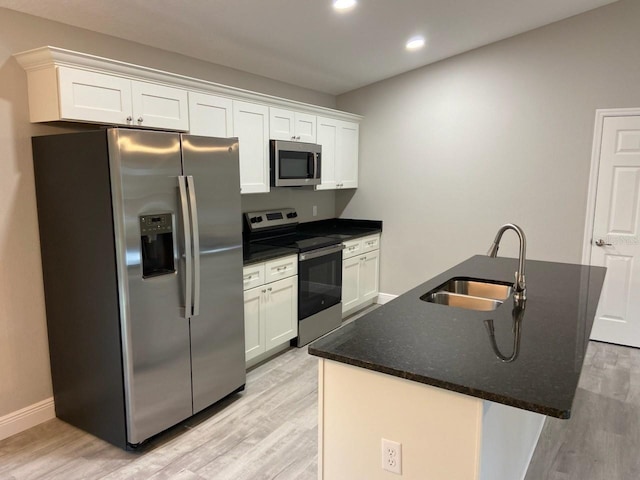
298;244;343;320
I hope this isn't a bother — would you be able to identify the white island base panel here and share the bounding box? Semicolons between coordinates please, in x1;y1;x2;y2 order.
318;359;545;480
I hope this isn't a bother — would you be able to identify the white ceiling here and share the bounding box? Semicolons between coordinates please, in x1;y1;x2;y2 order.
0;0;618;95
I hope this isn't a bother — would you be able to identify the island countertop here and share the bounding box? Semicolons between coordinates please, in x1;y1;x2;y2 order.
308;255;606;418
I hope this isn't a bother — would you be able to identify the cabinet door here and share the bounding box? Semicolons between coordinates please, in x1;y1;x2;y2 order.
188;92;233;137
131;81;189;131
294;112;317;143
360;250;380;302
337;121;359;189
269;107;295;141
244;286;266;362
316;116;339;190
342;255;362;314
264;276;298;350
270;108;317;143
58;67;133;125
233;100;270;194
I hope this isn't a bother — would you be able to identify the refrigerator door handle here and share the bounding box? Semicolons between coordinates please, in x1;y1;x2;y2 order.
178;176;193;318
186;175;201;317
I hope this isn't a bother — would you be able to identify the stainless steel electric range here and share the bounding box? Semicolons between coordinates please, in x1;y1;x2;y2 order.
244;208;343;346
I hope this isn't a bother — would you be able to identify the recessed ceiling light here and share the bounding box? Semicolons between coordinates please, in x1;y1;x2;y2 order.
406;36;426;51
333;0;357;12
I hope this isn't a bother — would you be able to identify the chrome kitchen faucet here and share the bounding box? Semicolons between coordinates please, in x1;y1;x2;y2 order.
487;224;527;304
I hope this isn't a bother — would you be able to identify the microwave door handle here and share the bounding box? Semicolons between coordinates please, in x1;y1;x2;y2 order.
186;175;200;317
312;152;318;179
178;176;193;318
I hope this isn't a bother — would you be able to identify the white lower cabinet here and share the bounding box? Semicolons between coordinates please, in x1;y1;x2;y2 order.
243;255;298;366
264;276;298;350
342;234;380;318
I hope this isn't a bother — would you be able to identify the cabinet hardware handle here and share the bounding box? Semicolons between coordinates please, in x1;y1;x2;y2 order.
268;287;272;291
126;116;133;122
262;289;266;293
137;117;143;123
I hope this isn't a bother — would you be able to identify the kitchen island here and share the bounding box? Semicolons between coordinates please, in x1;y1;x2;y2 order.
308;255;606;480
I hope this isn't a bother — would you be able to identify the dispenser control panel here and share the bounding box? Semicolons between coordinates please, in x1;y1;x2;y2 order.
140;214;173;235
140;213;175;279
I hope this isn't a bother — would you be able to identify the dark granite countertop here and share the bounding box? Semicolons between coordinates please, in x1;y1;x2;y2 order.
308;255;606;419
243;218;383;266
242;243;298;266
298;218;382;240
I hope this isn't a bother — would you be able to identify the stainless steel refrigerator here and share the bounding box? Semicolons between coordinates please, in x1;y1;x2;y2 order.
32;128;246;449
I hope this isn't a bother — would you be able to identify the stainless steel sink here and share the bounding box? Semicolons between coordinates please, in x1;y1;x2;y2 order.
420;277;513;312
424;292;504;311
436;278;512;301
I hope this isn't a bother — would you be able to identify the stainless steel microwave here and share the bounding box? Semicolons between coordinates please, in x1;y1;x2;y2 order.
270;140;322;187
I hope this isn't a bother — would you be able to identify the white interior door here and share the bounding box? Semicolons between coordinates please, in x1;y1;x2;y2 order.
590;115;640;347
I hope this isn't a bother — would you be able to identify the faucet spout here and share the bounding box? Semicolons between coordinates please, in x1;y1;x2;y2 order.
487;223;527;303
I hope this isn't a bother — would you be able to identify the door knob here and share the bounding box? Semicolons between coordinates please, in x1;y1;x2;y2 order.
595;239;612;247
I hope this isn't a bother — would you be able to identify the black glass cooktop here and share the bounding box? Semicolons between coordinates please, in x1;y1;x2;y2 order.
256;233;341;253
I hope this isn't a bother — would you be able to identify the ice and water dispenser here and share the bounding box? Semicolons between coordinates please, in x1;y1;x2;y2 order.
140;213;175;278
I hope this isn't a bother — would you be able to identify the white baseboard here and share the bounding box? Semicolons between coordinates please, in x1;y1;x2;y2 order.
376;292;398;305
0;397;55;441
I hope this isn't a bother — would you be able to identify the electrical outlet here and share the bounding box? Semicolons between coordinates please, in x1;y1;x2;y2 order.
312;205;318;217
381;438;402;475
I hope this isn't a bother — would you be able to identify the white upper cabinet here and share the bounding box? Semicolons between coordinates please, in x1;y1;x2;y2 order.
187;92;233;137
316;117;359;190
15;47;361;186
51;67;189;130
57;67;133;125
131;80;189;131
233;101;270;194
269;107;316;143
338;120;359;189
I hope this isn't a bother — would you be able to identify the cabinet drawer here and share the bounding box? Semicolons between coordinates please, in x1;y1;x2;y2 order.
264;255;298;283
361;234;380;254
243;264;265;290
342;239;363;259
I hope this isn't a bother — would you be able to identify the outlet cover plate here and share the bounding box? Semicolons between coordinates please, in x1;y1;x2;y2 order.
381;438;402;474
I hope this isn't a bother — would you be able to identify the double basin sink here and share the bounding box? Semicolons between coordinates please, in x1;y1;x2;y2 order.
420;278;513;312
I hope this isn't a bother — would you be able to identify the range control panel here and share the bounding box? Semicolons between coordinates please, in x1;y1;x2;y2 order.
244;208;298;232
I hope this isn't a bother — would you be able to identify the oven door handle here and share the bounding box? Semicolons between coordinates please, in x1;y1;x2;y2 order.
299;244;343;261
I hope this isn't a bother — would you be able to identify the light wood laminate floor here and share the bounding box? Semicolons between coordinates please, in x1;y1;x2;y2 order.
525;341;640;480
2;325;638;479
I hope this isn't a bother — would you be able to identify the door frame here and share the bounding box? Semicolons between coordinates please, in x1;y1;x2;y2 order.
581;107;640;265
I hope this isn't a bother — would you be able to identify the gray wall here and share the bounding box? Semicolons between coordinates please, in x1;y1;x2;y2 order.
242;189;336;223
0;8;336;418
336;0;640;295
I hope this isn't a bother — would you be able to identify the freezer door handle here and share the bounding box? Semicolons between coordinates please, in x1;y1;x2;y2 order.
178;176;193;318
187;175;200;317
